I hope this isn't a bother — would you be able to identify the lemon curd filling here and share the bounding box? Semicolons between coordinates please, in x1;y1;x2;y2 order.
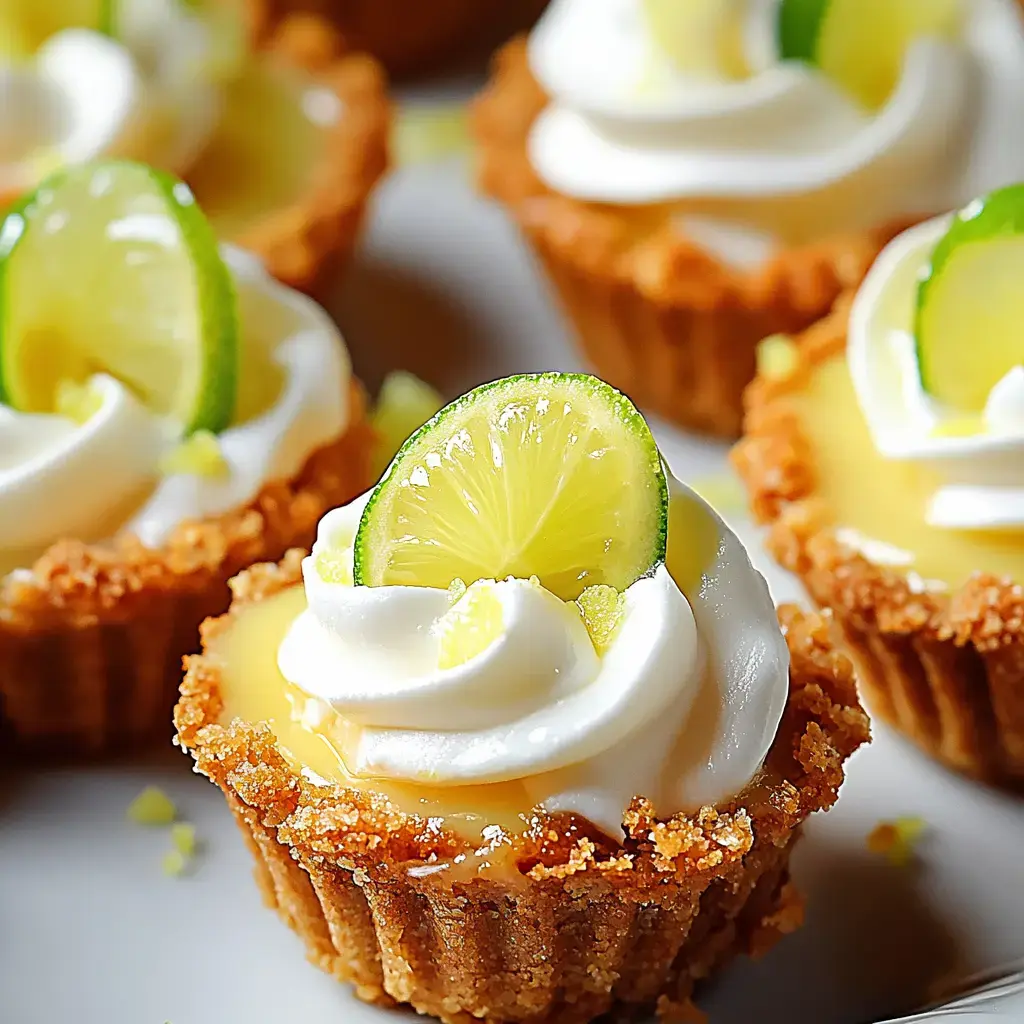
211;489;721;839
795;353;1024;588
186;60;333;241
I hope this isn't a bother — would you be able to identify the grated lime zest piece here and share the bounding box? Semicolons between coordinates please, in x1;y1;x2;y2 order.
437;580;503;670
866;816;927;867
171;822;197;858
127;786;177;826
55;378;103;425
162;849;188;877
371;371;445;478
394;105;470;167
315;548;354;585
576;585;625;656
159;430;229;478
756;334;799;381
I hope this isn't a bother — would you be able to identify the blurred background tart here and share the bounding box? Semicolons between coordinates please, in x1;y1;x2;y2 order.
733;187;1024;788
0;0;390;292
0;161;373;756
473;0;1024;437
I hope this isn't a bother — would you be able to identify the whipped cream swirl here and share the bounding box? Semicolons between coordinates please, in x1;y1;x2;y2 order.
278;473;790;836
0;247;349;573
850;214;1024;531
0;0;223;201
528;0;1024;253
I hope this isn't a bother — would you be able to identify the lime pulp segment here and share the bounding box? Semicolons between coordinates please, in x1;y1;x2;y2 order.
915;185;1024;412
353;373;669;601
0;160;239;434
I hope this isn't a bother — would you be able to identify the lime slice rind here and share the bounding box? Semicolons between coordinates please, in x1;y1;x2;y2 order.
0;160;239;434
353;372;669;601
777;0;829;63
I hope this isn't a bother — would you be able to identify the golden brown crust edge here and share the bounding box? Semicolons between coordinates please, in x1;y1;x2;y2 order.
223;11;391;294
470;39;911;438
175;561;868;1021
731;299;1024;784
0;384;373;756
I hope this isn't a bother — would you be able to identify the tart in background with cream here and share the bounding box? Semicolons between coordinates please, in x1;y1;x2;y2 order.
473;0;1024;437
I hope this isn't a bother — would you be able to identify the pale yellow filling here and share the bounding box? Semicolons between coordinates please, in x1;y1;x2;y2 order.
187;60;329;240
796;354;1024;587
209;493;720;840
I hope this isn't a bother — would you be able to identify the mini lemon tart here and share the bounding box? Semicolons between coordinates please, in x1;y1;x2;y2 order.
176;371;868;1023
0;0;389;292
473;0;1024;437
0;161;374;755
734;186;1024;787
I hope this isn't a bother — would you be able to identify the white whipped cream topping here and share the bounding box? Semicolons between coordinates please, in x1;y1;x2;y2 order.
0;246;349;571
849;214;1024;531
0;0;222;198
278;472;790;836
527;0;1024;252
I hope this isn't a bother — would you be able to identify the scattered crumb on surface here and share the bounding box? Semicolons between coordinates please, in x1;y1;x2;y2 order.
162;849;188;877
126;786;177;826
867;817;926;867
171;823;197;858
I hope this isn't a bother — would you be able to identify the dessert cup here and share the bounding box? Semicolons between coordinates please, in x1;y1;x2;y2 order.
176;370;868;1022
0;6;390;295
177;558;867;1024
473;1;1024;438
733;297;1024;788
256;0;549;77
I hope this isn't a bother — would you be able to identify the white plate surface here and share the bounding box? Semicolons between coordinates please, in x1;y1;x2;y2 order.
3;97;1024;1024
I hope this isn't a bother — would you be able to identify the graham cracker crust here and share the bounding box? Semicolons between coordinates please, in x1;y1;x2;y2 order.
471;39;909;439
732;299;1024;786
176;558;868;1022
0;384;373;758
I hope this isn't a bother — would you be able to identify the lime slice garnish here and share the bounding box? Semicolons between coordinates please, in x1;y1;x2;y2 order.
914;186;1024;412
352;373;668;601
0;161;238;433
778;0;962;109
642;0;750;79
0;0;114;57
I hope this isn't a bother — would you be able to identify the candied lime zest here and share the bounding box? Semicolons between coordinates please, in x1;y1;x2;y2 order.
159;430;229;478
162;849;188;877
55;378;103;425
394;105;470;167
756;334;799;381
447;577;468;605
370;371;445;478
315;548;354;585
437;581;503;670
126;786;177;826
576;585;625;655
866;816;927;867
